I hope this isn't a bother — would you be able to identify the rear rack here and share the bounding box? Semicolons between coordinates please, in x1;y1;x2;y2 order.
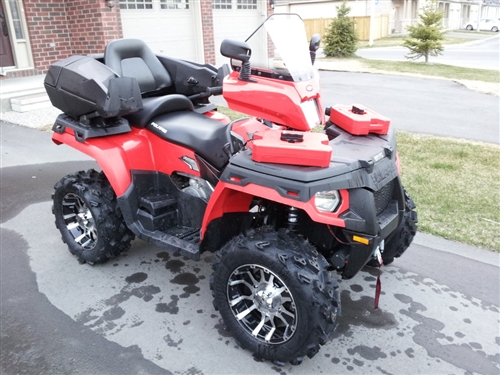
52;114;132;143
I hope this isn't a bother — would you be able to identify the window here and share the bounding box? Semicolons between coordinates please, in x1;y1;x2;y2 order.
119;0;153;10
213;0;232;9
161;0;190;9
237;0;257;10
8;0;23;39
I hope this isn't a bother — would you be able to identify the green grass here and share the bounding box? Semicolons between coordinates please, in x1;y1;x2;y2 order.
361;59;500;82
358;34;471;48
217;106;247;121
397;132;500;251
217;106;500;251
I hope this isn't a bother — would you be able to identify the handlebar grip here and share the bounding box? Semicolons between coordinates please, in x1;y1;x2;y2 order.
209;87;223;96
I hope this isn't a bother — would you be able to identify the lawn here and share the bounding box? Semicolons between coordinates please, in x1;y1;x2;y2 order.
357;34;472;48
397;132;500;251
361;59;500;83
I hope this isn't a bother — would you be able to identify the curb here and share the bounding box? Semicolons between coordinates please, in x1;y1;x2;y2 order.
413;231;499;267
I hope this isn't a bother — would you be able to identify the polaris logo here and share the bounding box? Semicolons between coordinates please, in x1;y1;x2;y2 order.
151;122;167;134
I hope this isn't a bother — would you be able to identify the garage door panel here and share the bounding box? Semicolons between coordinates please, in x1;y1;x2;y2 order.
120;0;198;61
213;0;266;66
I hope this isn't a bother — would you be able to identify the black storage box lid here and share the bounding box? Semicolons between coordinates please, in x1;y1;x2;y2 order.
45;55;142;120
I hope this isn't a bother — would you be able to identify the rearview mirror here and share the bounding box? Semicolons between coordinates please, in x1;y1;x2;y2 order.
220;39;252;63
309;34;321;52
309;34;321;65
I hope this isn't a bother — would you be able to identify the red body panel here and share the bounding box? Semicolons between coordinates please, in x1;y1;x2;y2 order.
201;182;349;239
223;71;325;131
329;104;390;135
231;118;271;144
52;128;200;197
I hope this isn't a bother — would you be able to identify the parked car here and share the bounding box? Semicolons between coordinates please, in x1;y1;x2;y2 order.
464;18;500;32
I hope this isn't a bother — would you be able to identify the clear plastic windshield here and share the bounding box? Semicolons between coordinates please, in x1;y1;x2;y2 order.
245;14;316;83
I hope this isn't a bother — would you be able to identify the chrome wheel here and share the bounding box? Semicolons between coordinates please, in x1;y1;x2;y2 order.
227;264;297;344
62;193;97;250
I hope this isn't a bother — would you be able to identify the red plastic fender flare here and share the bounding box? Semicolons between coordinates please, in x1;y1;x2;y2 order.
52;127;200;197
201;181;349;239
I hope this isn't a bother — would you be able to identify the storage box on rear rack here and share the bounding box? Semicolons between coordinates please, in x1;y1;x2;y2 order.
252;130;332;168
328;104;390;135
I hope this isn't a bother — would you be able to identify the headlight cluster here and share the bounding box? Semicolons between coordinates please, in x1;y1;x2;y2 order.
314;190;340;212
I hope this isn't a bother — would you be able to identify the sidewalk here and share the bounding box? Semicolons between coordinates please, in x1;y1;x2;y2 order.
0;105;61;130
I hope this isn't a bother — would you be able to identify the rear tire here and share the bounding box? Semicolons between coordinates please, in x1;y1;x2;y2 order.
492;26;499;32
52;169;134;264
210;227;339;365
466;25;473;30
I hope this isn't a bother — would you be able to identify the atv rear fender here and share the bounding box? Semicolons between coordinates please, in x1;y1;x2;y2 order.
52;127;201;197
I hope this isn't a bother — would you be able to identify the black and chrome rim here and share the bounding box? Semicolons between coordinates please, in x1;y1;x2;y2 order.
61;193;97;250
227;264;297;344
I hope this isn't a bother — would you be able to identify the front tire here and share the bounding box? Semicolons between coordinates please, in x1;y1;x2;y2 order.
380;190;418;265
210;227;339;365
52;169;134;264
466;24;473;30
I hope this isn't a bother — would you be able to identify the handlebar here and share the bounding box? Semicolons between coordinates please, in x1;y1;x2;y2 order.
188;86;223;101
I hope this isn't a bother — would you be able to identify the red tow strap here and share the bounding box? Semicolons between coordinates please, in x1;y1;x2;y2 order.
374;262;383;311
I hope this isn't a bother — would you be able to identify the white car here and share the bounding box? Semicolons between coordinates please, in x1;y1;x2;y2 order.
464;18;500;32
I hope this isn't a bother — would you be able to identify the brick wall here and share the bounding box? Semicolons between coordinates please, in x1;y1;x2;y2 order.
201;0;216;65
22;0;122;74
65;1;122;56
23;1;72;73
267;1;275;59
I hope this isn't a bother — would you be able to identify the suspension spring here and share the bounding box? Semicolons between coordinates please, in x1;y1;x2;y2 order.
287;206;299;233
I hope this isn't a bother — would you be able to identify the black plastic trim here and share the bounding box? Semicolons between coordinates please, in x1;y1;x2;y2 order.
52;114;132;142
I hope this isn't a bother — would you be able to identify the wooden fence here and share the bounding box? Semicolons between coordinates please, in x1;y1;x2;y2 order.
304;14;389;41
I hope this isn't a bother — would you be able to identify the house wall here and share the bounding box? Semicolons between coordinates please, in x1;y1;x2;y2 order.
65;1;122;56
8;0;122;77
276;0;394;18
14;1;70;77
276;0;498;34
201;0;216;64
2;0;272;79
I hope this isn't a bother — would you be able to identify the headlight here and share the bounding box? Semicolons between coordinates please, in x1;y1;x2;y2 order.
300;99;321;129
314;190;340;212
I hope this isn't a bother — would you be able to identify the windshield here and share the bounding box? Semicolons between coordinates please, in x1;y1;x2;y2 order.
244;14;316;83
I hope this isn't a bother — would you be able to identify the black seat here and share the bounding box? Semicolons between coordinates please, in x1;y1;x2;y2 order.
148;111;232;169
104;38;193;127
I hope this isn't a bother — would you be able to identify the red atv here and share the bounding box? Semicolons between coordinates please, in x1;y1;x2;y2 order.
45;14;417;365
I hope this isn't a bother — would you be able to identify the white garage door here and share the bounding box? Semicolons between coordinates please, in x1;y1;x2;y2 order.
119;0;201;62
213;0;267;67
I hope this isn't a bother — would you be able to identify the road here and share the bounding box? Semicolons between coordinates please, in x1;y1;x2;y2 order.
319;71;500;144
1;117;499;374
356;34;500;70
213;71;499;144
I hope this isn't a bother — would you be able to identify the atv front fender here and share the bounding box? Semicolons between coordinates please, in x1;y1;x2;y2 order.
200;181;349;239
